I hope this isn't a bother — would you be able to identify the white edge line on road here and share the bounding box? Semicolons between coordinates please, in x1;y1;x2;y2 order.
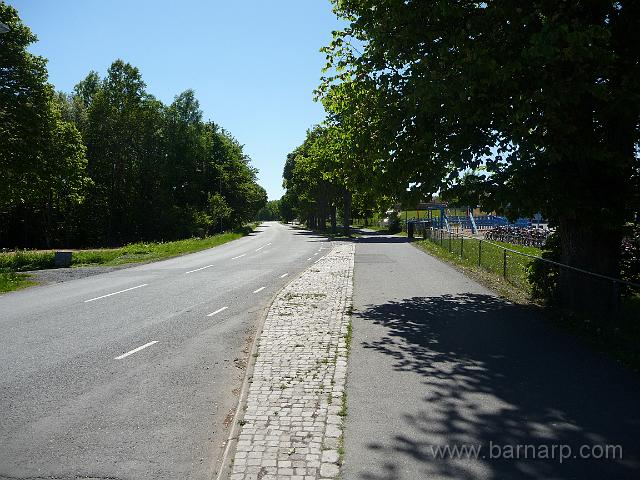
185;264;214;274
231;254;246;260
255;242;272;252
253;286;266;293
115;340;158;360
84;284;148;303
279;273;288;278
207;306;228;317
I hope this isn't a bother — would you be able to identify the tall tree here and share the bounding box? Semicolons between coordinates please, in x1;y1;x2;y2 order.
321;0;640;314
0;3;89;247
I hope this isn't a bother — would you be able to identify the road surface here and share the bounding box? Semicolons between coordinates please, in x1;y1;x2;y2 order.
344;232;640;480
0;222;325;480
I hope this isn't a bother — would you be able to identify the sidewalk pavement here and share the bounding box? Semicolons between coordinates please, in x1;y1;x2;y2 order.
343;233;640;480
228;242;354;480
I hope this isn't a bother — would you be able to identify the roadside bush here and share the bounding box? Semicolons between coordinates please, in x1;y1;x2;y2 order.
528;232;560;305
530;225;640;304
387;211;401;233
620;224;640;290
0;251;56;271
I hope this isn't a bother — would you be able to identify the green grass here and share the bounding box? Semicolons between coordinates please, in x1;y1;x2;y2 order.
417;231;538;293
73;232;247;266
0;228;254;273
0;271;36;293
400;210;442;220
416;230;640;372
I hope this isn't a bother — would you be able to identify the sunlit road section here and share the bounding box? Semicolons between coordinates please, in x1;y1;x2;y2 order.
0;222;326;480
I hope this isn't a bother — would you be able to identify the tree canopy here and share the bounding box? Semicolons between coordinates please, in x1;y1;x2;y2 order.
1;4;266;248
282;0;640;314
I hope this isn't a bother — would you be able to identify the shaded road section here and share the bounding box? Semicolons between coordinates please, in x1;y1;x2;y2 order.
344;232;640;480
0;222;326;480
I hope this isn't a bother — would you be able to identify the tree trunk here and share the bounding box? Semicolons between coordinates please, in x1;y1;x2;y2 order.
331;205;337;234
343;189;352;237
557;219;622;319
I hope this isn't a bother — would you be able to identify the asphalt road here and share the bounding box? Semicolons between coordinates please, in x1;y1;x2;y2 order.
344;232;640;480
0;222;326;480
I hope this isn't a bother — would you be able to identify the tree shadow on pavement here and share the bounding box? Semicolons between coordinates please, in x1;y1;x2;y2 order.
354;294;640;480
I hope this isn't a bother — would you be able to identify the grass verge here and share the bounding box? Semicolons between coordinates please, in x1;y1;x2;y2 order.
0;225;257;290
0;271;36;293
414;234;640;373
414;236;532;304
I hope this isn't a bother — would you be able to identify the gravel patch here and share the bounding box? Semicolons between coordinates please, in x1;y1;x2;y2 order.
24;264;133;286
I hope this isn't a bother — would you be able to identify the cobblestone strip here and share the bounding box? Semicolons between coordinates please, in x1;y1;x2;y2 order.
229;242;354;480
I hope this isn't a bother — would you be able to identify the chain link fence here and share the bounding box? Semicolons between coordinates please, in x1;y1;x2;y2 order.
415;225;640;310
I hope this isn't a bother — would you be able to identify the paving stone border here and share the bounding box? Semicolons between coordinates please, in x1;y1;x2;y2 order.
229;242;354;480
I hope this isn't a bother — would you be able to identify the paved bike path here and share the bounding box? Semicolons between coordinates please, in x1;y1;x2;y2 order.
343;233;640;480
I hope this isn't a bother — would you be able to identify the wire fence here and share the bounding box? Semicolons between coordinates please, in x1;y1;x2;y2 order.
415;224;640;311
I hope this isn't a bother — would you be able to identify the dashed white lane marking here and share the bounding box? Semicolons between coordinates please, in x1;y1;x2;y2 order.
84;284;148;303
253;286;266;294
255;242;272;252
207;306;228;317
313;252;319;256
306;257;312;261
279;273;288;278
185;264;214;274
231;254;246;260
115;340;158;360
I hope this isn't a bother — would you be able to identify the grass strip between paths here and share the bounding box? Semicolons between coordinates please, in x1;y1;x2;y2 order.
413;234;640;373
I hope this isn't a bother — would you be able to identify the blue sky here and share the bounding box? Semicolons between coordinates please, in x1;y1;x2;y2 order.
9;0;344;200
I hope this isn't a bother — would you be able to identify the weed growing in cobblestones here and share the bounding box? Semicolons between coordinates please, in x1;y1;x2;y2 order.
338;392;347;417
344;319;353;355
338;443;345;461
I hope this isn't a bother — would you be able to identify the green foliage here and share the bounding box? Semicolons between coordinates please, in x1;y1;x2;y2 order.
1;4;90;247
0;230;248;274
620;225;640;287
1;7;266;248
282;126;348;230
0;272;35;293
0;250;56;271
386;211;401;233
316;0;640;315
529;232;562;304
278;193;296;222
257;200;281;221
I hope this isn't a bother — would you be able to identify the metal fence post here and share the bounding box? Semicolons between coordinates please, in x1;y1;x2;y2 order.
503;249;507;279
460;235;464;258
478;240;482;267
